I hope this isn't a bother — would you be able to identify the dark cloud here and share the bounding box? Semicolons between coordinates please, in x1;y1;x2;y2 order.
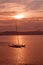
31;0;43;10
0;20;43;32
26;0;43;11
0;11;17;16
0;0;22;3
0;0;15;3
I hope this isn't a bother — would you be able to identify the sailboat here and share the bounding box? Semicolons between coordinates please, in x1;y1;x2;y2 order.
8;44;25;48
8;19;25;48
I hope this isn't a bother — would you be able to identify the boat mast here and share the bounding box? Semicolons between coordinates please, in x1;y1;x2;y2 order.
15;19;20;45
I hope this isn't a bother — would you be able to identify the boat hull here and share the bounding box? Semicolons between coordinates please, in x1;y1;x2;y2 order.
8;44;25;48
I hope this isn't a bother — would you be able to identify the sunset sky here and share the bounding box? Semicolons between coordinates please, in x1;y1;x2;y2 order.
0;0;43;32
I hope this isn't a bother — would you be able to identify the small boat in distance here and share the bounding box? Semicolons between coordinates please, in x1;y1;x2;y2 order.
8;44;25;48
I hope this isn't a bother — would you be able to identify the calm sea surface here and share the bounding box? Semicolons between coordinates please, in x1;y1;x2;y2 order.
0;35;43;65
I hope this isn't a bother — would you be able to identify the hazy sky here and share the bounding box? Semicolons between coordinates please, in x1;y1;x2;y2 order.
0;0;43;18
0;0;43;32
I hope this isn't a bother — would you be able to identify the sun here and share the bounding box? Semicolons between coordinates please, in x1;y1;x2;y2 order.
13;14;24;19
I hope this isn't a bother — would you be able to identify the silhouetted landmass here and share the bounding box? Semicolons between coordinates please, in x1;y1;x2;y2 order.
0;31;43;35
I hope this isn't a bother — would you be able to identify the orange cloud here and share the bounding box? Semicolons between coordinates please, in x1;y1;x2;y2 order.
0;0;43;20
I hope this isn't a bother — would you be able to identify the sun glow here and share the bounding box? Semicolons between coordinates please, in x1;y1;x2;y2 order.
13;14;24;19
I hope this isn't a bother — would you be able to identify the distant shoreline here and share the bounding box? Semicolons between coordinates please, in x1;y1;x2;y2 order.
0;31;43;35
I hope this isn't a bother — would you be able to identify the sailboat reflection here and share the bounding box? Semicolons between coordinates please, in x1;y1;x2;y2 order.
8;19;25;48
